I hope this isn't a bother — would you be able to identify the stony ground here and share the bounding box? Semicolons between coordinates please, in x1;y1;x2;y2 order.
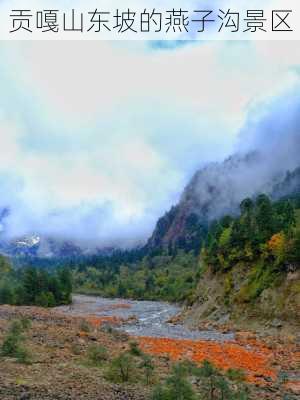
0;305;150;400
0;305;299;400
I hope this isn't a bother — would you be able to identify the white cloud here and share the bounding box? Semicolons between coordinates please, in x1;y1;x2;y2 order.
0;40;299;244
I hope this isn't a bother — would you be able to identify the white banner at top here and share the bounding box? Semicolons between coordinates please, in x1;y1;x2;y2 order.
0;0;299;40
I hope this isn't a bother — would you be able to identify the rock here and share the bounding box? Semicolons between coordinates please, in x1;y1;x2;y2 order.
218;313;230;324
125;315;138;325
87;335;97;341
19;393;30;400
264;376;273;383
235;331;257;341
284;381;300;395
270;319;283;328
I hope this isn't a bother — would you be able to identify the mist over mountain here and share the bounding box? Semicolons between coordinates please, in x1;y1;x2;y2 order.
0;88;300;257
147;91;300;251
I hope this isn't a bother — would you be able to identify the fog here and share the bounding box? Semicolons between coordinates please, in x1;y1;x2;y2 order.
182;89;300;222
0;41;299;248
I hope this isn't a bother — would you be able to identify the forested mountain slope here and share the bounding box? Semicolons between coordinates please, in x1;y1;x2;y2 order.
147;155;300;254
182;194;300;333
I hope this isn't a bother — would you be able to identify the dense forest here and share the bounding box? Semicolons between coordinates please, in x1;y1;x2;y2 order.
73;250;200;303
0;193;299;308
70;193;300;304
0;259;72;307
204;194;300;271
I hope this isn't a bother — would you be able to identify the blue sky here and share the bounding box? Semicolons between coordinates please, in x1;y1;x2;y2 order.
0;40;299;246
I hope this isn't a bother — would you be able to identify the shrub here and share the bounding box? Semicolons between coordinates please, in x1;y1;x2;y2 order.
196;360;249;400
129;341;143;356
35;291;56;307
166;365;196;400
106;352;136;383
226;368;246;383
79;319;92;333
1;320;31;364
71;343;81;355
0;285;15;305
151;385;169;400
20;317;32;330
151;362;196;400
1;329;21;356
87;344;108;366
139;354;155;385
198;359;219;378
151;360;249;400
14;347;31;364
214;376;231;399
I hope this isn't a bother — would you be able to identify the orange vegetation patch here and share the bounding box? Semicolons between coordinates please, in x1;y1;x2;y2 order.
86;315;123;327
137;337;277;385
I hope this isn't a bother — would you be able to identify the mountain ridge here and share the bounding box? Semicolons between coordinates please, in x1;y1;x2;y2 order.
147;153;300;254
0;153;299;259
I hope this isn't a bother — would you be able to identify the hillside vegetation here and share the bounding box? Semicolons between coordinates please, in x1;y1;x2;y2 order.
1;193;299;332
184;194;300;331
0;260;72;307
69;193;300;331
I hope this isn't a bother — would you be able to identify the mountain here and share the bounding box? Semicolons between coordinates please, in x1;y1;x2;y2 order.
0;235;84;258
1;153;299;259
146;205;207;253
272;166;300;200
147;152;300;253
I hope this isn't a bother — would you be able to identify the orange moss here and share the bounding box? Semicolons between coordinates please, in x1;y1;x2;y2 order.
86;315;123;327
137;337;277;385
78;331;89;337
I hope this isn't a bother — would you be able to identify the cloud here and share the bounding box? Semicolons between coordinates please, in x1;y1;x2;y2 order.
179;87;300;225
0;40;299;246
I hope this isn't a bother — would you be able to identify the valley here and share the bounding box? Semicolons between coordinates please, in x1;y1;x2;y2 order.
0;296;299;399
0;152;299;400
1;34;300;400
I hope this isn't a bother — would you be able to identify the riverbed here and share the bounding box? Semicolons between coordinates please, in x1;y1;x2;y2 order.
56;294;234;341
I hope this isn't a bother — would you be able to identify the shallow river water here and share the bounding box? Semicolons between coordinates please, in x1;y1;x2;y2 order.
57;294;234;342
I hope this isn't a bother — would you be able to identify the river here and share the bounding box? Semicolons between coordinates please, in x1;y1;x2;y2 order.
56;294;234;341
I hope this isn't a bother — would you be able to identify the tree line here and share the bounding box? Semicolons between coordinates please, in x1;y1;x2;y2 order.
0;258;72;307
1;193;299;307
72;193;300;303
203;194;300;272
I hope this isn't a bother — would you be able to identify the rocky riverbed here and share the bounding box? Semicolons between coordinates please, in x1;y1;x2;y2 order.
0;299;299;399
56;295;235;341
